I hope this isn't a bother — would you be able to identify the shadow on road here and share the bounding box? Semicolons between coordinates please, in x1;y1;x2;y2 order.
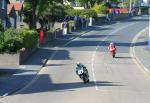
0;73;37;96
65;40;147;48
81;34;116;39
23;48;71;66
15;74;124;95
121;18;149;23
115;57;133;59
0;68;34;75
45;64;66;67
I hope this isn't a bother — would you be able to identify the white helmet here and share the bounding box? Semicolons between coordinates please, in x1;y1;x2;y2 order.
77;62;80;66
110;42;114;45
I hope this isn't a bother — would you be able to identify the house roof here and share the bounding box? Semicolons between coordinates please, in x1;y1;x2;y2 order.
12;3;23;11
7;2;23;14
7;4;14;14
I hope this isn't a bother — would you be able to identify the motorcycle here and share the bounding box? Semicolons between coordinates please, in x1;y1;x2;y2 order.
109;47;116;58
77;68;89;84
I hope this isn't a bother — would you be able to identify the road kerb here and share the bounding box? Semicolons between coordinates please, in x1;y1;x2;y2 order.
130;27;150;77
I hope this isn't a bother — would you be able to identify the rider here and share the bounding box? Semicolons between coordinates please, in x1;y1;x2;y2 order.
108;42;116;53
76;62;88;76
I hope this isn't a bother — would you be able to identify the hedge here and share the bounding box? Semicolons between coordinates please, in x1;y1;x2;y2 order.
0;22;2;31
92;3;108;14
0;29;38;53
65;8;97;18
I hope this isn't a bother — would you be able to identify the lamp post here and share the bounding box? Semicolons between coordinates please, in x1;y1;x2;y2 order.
129;0;133;16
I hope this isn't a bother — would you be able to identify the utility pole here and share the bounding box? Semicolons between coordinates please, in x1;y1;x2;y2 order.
129;0;133;16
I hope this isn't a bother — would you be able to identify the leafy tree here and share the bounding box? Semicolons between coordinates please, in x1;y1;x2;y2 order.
24;0;64;29
92;3;108;14
68;0;104;8
109;0;120;4
0;21;2;31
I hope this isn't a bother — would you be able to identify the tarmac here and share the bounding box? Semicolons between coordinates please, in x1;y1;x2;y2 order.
0;28;91;97
0;19;150;97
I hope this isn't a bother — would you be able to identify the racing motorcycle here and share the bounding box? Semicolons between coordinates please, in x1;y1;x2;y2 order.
108;46;116;58
77;68;89;84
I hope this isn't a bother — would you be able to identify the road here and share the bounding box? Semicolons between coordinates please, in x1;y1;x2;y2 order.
1;15;150;103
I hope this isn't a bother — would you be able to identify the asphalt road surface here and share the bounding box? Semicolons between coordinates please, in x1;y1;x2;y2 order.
1;15;150;103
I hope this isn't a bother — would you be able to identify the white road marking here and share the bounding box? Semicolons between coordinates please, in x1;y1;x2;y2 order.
2;93;9;97
130;27;150;76
104;63;111;73
19;65;26;69
91;60;99;90
144;67;149;72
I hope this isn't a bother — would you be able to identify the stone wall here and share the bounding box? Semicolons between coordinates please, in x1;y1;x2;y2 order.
0;47;36;66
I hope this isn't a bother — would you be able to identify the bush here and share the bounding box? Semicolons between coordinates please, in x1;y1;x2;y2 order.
2;29;24;53
0;33;4;53
65;8;82;17
68;20;75;31
92;3;108;14
0;29;38;53
80;9;97;18
0;22;3;31
22;29;38;49
65;8;97;18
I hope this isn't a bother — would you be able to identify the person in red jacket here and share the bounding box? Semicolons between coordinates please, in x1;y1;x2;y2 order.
108;42;116;58
39;28;44;47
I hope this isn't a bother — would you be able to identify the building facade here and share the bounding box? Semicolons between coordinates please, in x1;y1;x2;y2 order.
0;0;24;30
7;4;17;28
0;0;10;30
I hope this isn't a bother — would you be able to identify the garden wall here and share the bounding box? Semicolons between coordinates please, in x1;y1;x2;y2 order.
0;47;36;66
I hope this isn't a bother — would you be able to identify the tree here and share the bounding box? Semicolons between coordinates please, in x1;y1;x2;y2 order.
24;0;63;29
24;0;40;29
92;3;108;14
109;0;119;4
0;21;2;31
68;0;104;8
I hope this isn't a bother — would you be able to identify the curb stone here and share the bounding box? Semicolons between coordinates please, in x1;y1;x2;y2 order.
130;27;150;76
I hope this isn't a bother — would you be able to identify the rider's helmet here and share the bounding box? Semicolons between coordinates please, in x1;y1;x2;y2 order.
110;42;114;45
77;62;81;67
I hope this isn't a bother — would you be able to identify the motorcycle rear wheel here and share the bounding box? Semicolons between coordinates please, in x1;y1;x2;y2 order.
113;53;115;58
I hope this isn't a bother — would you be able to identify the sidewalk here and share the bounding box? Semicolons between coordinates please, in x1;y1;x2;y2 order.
0;28;91;97
133;29;150;73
